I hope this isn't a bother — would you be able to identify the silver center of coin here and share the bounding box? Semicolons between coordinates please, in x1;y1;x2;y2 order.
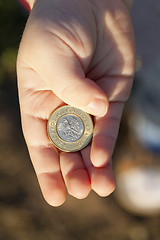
57;114;84;142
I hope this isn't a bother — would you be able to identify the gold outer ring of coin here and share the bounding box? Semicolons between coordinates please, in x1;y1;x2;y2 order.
47;105;93;152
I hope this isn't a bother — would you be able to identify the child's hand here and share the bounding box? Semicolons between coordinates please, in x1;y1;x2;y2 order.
17;0;135;206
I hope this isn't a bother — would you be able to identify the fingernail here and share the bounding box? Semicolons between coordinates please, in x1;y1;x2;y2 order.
87;98;108;117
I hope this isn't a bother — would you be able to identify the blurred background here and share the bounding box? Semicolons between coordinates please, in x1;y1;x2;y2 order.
0;0;160;239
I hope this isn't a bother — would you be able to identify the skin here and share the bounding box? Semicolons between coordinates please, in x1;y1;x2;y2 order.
17;0;135;206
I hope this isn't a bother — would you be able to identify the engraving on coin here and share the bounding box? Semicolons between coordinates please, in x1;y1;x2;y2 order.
57;115;84;142
47;106;93;152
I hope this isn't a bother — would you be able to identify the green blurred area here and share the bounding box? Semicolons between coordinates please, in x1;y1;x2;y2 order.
0;0;27;84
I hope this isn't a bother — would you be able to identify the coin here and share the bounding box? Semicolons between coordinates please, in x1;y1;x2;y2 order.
47;105;93;152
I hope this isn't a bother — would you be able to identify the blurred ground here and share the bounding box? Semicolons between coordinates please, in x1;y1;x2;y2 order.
0;1;160;240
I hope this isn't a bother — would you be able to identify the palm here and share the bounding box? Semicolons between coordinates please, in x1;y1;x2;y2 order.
17;0;135;206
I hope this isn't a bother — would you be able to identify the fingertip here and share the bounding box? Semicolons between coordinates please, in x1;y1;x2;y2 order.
66;169;91;199
91;135;114;167
86;98;109;117
38;172;67;207
44;189;66;207
91;166;116;197
91;149;108;168
96;180;116;197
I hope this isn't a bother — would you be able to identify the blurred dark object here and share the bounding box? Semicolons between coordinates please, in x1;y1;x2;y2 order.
130;0;160;152
131;0;160;71
130;56;160;152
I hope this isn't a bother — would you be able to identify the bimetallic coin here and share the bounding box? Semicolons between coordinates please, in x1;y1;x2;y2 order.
57;114;84;142
47;106;93;152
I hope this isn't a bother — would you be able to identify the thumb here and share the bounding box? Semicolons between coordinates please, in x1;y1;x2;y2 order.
35;35;108;117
